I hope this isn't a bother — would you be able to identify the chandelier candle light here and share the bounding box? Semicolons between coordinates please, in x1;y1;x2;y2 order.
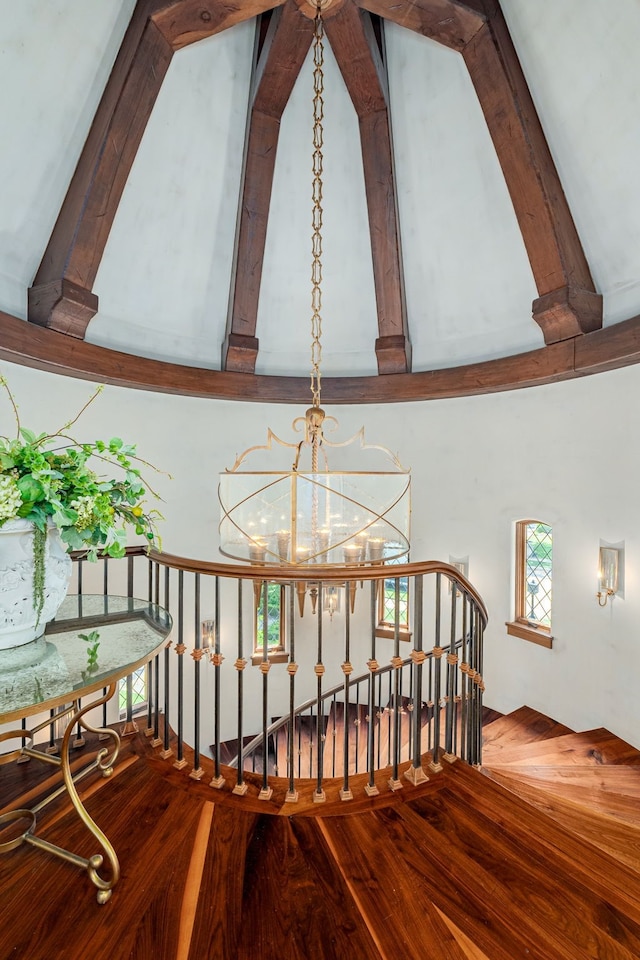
218;2;410;573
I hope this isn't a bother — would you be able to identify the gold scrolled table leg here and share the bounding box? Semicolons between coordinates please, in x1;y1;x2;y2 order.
1;684;121;904
56;683;121;903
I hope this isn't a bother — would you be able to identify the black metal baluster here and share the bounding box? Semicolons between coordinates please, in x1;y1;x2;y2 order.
427;655;434;752
388;576;403;790
127;554;134;598
119;554;138;738
160;566;172;759
430;573;443;771
210;576;224;789
354;680;361;775
259;580;273;800
190;573;204;780
46;709;57;755
286;582;298;803
365;580;379;797
443;576;458;761
101;556;109;733
477;609;485;765
376;672;382;771
406;574;428;785
460;594;469;763
233;579;248;796
340;593;352;800
314;583;325;801
174;570;186;767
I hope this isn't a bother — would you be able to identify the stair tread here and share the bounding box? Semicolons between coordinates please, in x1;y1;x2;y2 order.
483;767;640;871
445;762;640;923
482;763;640;822
482;727;640;766
482;705;573;749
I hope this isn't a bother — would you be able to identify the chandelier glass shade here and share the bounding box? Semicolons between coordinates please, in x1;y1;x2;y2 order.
219;410;410;567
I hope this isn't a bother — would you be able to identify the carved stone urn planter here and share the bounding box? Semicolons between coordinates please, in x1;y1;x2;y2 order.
0;519;72;650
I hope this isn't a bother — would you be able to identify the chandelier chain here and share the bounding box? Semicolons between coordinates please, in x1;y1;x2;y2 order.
310;8;324;411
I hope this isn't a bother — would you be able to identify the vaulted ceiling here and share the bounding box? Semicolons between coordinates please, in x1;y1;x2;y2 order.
1;0;640;402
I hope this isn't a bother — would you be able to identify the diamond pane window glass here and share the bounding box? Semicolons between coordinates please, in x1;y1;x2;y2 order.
379;546;409;630
517;520;552;628
255;582;284;652
118;666;148;715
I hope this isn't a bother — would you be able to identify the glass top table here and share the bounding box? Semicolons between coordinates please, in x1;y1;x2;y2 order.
0;594;172;724
0;594;172;903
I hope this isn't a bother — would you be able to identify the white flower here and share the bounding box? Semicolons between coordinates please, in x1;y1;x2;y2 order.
0;474;22;521
70;495;96;530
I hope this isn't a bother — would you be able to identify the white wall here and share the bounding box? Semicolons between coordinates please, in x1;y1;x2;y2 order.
2;359;638;747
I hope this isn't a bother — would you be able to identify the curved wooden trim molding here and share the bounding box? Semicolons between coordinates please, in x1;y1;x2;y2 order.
2;309;640;404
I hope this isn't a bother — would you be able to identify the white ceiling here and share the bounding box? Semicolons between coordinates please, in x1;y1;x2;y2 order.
1;0;639;376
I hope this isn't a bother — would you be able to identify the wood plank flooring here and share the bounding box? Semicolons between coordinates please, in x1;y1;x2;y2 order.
1;706;639;959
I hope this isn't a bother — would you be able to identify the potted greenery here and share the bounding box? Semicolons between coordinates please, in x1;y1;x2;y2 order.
0;374;164;649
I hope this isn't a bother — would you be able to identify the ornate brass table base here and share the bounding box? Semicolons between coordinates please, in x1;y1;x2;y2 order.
0;683;121;904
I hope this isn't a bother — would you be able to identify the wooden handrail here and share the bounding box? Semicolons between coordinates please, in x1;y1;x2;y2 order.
145;549;489;627
69;545;489;625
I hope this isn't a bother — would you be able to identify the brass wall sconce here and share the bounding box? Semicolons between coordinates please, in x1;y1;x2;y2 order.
597;547;620;607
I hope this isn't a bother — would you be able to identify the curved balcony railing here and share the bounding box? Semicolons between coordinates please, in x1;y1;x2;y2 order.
38;548;488;803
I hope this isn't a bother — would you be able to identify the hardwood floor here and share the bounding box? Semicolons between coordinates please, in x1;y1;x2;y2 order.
1;708;639;960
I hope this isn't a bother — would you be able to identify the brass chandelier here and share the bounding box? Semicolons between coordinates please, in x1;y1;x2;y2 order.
218;2;411;571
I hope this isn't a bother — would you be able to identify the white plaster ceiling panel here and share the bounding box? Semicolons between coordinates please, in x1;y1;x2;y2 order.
90;22;255;367
0;0;135;318
255;42;379;378
385;23;541;371
501;0;640;325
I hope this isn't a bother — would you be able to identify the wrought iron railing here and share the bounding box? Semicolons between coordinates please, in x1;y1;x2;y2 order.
46;549;488;802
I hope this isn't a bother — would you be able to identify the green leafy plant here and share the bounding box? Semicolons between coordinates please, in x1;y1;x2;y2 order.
0;373;166;615
80;629;101;677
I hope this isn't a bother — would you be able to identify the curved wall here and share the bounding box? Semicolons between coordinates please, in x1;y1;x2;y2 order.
3;358;638;746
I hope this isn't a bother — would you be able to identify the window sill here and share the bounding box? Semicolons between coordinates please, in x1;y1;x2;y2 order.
506;620;553;649
375;627;412;642
251;651;289;666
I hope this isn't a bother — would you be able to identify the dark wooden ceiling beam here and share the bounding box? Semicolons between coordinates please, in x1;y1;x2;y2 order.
354;0;487;52
223;3;314;373
28;1;174;338
326;8;410;373
7;309;640;404
151;0;287;50
462;4;602;343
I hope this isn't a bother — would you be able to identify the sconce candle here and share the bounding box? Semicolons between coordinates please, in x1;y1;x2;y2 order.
249;541;267;564
201;619;215;650
597;546;620;606
368;538;386;563
343;544;361;565
276;530;290;562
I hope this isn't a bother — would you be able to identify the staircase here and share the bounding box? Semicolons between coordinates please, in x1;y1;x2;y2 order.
2;706;640;960
231;697;436;779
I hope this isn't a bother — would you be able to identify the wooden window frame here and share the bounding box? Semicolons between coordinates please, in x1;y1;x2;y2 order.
376;568;412;642
252;581;288;665
506;519;553;648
